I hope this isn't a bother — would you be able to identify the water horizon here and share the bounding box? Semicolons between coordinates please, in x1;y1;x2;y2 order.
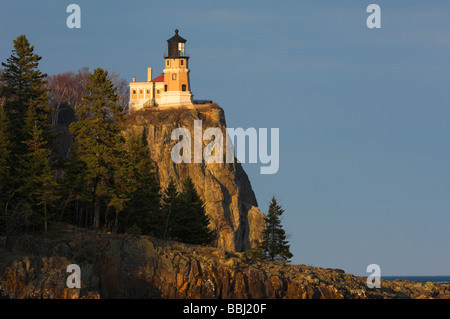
381;275;450;285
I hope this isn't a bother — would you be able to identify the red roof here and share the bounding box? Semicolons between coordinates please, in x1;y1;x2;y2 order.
151;73;164;82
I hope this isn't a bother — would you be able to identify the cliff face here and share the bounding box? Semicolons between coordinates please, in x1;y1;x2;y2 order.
1;224;449;299
125;104;266;252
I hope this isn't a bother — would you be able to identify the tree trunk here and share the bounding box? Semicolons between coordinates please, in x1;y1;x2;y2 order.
4;202;8;236
52;102;61;126
44;203;47;233
114;210;119;233
104;205;110;232
163;206;172;239
94;196;100;229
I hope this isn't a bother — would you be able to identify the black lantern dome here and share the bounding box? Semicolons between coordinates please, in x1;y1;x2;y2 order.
166;29;188;58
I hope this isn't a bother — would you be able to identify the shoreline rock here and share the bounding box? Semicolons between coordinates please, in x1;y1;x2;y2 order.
1;224;449;299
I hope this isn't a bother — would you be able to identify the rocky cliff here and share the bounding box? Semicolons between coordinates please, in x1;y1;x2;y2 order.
124;104;266;252
1;224;449;299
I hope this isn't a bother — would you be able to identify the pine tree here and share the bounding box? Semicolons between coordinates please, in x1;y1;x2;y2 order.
59;155;89;226
176;177;215;245
0;100;12;234
69;67;128;229
0;101;11;180
1;35;51;148
259;196;293;263
19;120;59;232
0;35;55;234
160;179;183;240
121;130;161;235
34;156;60;233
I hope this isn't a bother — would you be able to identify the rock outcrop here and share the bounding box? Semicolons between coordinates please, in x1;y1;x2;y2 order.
124;104;266;252
1;224;449;299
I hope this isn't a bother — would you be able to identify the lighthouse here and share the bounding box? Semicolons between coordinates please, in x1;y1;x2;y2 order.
159;29;193;107
129;29;194;112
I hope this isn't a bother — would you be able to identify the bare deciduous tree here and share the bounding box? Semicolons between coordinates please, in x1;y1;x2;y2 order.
108;71;130;113
46;67;129;125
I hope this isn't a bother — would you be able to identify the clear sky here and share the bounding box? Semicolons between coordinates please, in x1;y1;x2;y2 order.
1;0;449;276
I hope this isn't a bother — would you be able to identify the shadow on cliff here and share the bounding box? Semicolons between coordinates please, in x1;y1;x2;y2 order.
1;225;165;299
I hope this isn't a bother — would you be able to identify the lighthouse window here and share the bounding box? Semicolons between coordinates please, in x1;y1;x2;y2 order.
182;84;186;92
178;43;185;56
172;74;177;80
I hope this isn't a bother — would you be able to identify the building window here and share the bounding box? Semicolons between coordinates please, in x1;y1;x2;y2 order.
164;85;167;92
146;89;150;94
157;89;160;94
182;84;186;92
140;90;143;95
181;59;184;66
167;60;170;66
172;74;177;80
132;90;136;94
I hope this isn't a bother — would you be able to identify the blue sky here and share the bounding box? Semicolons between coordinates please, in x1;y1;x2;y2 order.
1;0;449;276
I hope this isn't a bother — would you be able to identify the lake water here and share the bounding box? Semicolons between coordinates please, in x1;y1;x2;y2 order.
382;276;450;285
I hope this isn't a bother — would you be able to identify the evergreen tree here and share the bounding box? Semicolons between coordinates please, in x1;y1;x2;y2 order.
1;35;51;148
0;35;55;234
0;102;10;178
160;179;183;240
259;196;293;263
0;100;12;234
58;154;89;226
121;130;161;235
69;67;128;229
176;177;215;245
18;120;59;232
